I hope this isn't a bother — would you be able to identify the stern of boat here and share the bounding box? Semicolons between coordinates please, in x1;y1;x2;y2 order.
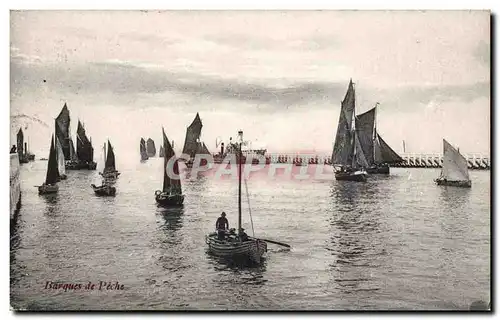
38;184;59;195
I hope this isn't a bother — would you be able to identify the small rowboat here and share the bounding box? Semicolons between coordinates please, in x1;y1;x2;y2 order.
91;183;116;196
205;229;267;264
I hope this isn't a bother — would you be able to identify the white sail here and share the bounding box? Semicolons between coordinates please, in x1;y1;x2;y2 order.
441;139;470;182
55;136;66;176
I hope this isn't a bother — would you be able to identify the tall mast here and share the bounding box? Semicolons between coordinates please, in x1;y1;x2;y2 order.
373;102;379;159
237;131;243;236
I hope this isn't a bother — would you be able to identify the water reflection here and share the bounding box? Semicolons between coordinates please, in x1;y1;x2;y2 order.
438;186;471;211
155;207;188;273
208;255;268;286
328;181;385;296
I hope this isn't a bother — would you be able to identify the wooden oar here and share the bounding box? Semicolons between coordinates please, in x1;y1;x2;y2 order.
250;237;291;248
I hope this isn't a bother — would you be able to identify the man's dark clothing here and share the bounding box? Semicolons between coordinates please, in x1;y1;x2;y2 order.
216;217;228;230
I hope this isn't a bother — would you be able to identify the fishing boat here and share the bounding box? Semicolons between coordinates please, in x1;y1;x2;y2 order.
55;135;67;180
332;80;368;182
155;128;185;206
36;135;59;195
16;128;29;163
74;120;97;170
99;140;120;180
186;141;211;168
146;138;156;157
56;103;72;160
205;130;268;265
91;182;116;196
182;113;211;168
355;104;404;174
140;138;148;161
434;139;472;188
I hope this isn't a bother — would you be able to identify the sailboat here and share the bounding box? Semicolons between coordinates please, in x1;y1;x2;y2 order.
205;130;268;264
332;80;369;182
140;138;148;161
434;139;472;188
355;104;403;174
99;140;120;180
159;145;165;157
182;113;211;168
146;138;156;157
155;128;185;206
37;135;59;195
75;120;97;170
55;135;67;180
92;142;116;196
16;128;29;163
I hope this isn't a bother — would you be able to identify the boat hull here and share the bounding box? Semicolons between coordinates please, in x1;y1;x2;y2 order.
435;178;472;188
66;161;97;170
205;233;267;264
335;170;368;182
99;171;120;180
366;164;390;174
155;192;184;207
38;184;59;195
91;184;116;196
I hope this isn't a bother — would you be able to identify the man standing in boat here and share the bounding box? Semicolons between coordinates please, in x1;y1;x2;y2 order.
216;212;229;239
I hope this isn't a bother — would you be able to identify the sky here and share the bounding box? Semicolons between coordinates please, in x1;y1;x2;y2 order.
10;10;490;159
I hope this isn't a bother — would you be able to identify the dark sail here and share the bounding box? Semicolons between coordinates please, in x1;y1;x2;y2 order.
355;107;376;165
375;133;403;164
159;145;165;157
46;135;60;184
146;138;156;157
76;120;92;162
140;138;148;159
16;128;24;158
55;103;71;160
332;80;355;166
104;140;116;173
182;113;203;157
197;142;211;155
163;128;182;195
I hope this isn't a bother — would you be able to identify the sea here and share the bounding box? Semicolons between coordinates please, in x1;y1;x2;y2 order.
10;158;491;310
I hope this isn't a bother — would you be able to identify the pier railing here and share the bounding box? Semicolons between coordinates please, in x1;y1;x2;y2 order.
225;152;490;170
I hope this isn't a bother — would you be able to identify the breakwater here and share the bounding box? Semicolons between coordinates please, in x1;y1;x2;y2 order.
221;152;490;170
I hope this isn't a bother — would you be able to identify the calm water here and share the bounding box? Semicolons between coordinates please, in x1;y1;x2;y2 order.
10;159;490;310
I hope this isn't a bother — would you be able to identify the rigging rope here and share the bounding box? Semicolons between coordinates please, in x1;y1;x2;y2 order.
244;178;255;237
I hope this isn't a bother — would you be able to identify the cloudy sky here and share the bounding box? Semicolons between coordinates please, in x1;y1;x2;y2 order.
10;10;490;159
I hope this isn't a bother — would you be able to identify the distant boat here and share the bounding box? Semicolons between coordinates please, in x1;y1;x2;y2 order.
355;104;403;174
68;120;97;170
55;134;67;180
55;103;72;161
146;138;156;157
16;128;35;163
182;113;211;167
140;138;148;161
159;145;165;157
155;128;184;206
332;79;368;182
99;140;120;180
205;130;267;264
434;139;472;188
36;135;59;195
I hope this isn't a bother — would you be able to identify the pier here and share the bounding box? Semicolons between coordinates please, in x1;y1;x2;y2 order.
231;152;490;170
10;153;22;223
